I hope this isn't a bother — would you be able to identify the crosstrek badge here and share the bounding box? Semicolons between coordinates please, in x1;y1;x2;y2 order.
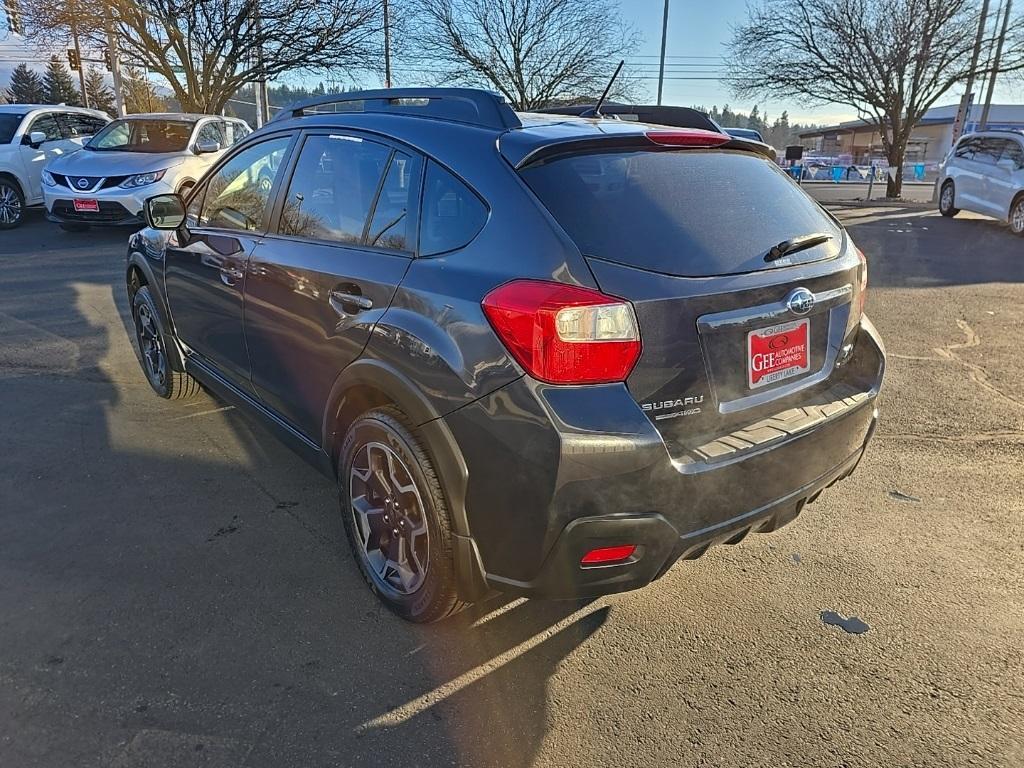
747;318;810;389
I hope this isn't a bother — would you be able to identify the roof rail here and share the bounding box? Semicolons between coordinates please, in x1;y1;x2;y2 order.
271;88;522;130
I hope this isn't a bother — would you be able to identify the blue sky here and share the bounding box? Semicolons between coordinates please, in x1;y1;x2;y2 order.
615;0;1022;125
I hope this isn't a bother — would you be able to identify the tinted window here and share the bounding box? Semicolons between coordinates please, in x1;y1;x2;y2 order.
419;162;487;256
87;119;195;153
520;149;842;277
0;114;25;144
367;151;420;251
954;137;978;159
58;113;107;138
199;136;291;232
1003;140;1024;168
224;121;250;145
973;138;1006;166
196;121;224;148
27;114;62;142
278;134;390;244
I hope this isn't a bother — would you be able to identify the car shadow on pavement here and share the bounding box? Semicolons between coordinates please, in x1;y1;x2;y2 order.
0;218;612;768
837;207;1024;288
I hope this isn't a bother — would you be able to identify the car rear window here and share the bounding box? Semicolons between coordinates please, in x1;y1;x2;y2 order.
519;149;842;277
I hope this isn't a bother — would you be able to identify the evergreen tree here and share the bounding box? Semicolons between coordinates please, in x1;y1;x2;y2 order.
122;67;164;113
7;64;46;104
43;56;81;106
84;67;115;115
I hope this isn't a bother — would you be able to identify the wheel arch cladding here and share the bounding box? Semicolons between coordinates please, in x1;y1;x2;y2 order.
323;358;472;540
127;252;185;371
0;171;24;192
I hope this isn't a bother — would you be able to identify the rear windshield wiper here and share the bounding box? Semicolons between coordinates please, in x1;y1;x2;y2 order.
764;232;833;263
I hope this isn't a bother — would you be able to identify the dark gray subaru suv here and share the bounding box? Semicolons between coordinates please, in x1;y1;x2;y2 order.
125;89;885;623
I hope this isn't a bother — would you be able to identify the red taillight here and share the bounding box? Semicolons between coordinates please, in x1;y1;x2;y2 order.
646;129;731;147
482;280;641;385
580;545;637;566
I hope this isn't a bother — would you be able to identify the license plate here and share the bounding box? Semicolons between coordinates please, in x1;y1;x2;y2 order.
73;199;99;213
748;318;810;389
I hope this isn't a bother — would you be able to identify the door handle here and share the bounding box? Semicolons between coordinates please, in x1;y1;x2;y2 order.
219;265;245;286
329;290;373;314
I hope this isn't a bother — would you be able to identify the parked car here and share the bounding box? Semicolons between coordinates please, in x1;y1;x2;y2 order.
723;126;765;143
938;130;1024;235
43;113;251;231
0;104;109;229
124;88;885;623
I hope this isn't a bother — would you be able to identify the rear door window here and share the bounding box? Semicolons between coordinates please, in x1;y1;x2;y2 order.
973;138;1006;166
277;133;391;244
366;151;421;252
419;162;487;256
1002;140;1024;168
520;149;842;277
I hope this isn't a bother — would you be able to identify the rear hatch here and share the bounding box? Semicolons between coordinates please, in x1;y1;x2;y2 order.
518;143;865;451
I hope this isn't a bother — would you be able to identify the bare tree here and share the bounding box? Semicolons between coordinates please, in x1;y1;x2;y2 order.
23;0;383;114
728;0;1024;196
410;0;639;110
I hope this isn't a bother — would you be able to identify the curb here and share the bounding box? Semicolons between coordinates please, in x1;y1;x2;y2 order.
818;199;935;210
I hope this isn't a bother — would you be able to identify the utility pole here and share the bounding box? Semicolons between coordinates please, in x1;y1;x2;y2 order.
383;0;392;88
105;1;126;116
69;0;89;108
951;0;991;145
980;0;1012;129
252;0;269;126
656;0;670;105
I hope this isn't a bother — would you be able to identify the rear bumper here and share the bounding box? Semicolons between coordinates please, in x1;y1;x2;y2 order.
443;317;885;599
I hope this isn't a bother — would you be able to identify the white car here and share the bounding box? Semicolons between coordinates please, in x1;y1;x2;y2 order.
0;104;110;229
42;113;251;230
938;130;1024;235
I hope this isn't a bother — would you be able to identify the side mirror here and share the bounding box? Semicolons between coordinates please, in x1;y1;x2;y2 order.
195;139;221;154
145;193;186;230
26;130;47;148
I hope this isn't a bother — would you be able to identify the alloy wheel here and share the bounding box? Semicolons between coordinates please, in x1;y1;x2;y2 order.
1012;200;1024;235
940;184;954;213
135;303;166;388
0;184;21;226
349;441;429;596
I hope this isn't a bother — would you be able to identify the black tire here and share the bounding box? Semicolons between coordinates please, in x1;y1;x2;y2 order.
939;180;959;217
340;406;467;623
0;178;25;229
59;222;91;232
1009;195;1024;237
131;286;201;400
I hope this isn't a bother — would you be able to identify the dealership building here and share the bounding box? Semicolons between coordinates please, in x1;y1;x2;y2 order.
798;104;1024;164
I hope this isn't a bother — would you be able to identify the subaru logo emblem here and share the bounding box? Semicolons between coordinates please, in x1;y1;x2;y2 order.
786;287;815;315
76;177;90;190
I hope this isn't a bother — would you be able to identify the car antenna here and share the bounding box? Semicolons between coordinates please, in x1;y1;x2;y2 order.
591;60;624;118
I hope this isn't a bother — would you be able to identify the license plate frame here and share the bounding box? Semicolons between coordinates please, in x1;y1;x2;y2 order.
72;198;99;213
747;318;810;389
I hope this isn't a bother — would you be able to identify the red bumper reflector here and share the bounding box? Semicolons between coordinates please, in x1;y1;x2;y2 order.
580;544;637;565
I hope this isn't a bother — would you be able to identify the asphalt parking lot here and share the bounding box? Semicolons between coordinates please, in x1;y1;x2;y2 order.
1;202;1022;768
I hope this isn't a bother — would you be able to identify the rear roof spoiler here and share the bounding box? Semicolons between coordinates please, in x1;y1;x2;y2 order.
271;88;523;131
508;132;777;168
